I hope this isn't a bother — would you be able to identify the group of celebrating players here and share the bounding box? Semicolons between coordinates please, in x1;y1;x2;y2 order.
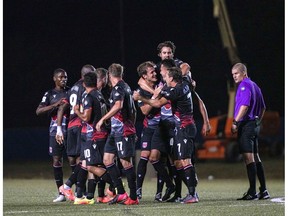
36;40;212;205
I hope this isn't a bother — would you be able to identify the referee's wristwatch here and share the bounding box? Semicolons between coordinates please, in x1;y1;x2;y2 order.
232;119;239;127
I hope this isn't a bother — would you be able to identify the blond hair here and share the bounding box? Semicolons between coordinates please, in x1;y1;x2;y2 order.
232;63;247;75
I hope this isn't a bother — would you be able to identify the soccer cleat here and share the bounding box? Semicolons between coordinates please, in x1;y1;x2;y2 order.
121;197;139;205
108;192;129;205
74;197;95;205
257;189;270;200
154;192;162;202
97;195;113;203
167;195;182;203
136;188;142;199
181;194;199;204
53;194;66;202
162;185;176;201
237;192;258;200
59;185;75;201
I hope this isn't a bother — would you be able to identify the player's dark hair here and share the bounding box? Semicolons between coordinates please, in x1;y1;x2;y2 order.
53;68;66;77
157;41;176;54
81;64;96;77
161;58;176;68
167;67;182;83
83;72;97;87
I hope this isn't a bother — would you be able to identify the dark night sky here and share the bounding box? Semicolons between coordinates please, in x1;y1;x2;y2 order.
4;0;284;129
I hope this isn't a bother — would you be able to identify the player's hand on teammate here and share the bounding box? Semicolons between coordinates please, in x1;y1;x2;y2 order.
133;90;141;101
96;119;104;132
153;85;163;99
53;98;66;108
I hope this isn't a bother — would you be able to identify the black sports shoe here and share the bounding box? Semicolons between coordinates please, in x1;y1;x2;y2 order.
237;192;258;200
162;185;176;201
154;192;162;202
167;195;182;203
256;189;270;199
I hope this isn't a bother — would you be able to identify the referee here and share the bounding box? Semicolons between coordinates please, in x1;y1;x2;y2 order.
231;63;270;200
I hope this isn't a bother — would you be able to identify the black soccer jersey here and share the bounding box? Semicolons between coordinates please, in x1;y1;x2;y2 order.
161;82;194;128
38;88;69;136
160;84;174;122
67;79;86;128
83;89;109;140
136;87;161;129
109;80;136;137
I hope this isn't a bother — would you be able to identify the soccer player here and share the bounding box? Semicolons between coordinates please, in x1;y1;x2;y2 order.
72;71;115;204
231;63;270;200
57;64;96;202
96;63;139;205
135;61;176;201
133;66;199;204
138;41;210;201
36;68;69;202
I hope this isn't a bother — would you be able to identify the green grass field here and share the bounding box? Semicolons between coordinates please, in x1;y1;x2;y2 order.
3;158;284;216
3;179;284;216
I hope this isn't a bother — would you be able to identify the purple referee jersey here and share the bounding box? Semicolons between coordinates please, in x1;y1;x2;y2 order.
234;77;266;121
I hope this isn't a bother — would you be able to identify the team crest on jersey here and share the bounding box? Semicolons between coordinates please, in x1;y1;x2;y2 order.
84;100;88;106
53;94;56;98
142;142;148;148
115;92;120;97
93;144;97;149
241;87;246;91
184;139;187;144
